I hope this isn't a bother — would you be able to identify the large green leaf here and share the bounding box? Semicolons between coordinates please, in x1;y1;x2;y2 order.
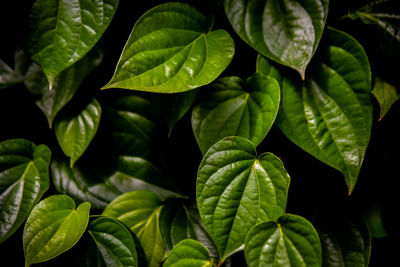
102;2;234;93
25;0;118;87
102;190;167;267
196;136;290;262
372;75;399;120
55;99;102;167
224;0;328;78
163;239;213;267
0;50;29;89
258;27;372;193
245;214;322;267
0;139;51;243
192;73;280;154
89;216;138;267
23;195;91;266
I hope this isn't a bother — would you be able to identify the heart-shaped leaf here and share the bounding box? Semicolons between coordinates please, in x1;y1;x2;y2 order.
163;239;213;267
372;75;399;120
258;27;372;193
25;0;118;86
23;195;91;266
245;214;322;267
103;190;167;267
0;139;51;243
55;98;102;167
192;73;280;154
196;136;290;262
102;2;234;93
224;0;329;78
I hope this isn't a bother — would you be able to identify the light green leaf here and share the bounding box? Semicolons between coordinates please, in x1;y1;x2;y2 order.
23;195;91;266
224;0;328;78
196;136;290;262
372;75;399;120
163;239;213;267
0;139;51;243
25;0;118;86
245;214;322;267
55;99;102;167
192;73;280;154
102;2;234;93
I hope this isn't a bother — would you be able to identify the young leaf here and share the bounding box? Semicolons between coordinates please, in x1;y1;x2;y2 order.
192;73;280;154
25;0;118;86
245;214;322;267
55;99;102;167
23;195;91;266
372;75;399;120
163;239;213;267
224;0;329;78
0;139;51;243
102;2;234;93
196;136;290;262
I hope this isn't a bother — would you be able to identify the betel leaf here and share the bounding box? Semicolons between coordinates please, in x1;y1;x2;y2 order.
224;0;328;78
103;190;167;267
88;217;138;267
163;239;213;267
23;195;91;266
0;50;29;89
55;98;102;167
25;0;118;87
372;75;399;120
196;136;290;262
102;2;234;93
0;139;51;243
244;214;322;267
258;27;372;193
192;73;280;154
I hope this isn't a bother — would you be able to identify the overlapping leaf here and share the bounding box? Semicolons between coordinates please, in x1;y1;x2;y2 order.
0;50;29;89
372;75;398;120
163;239;213;267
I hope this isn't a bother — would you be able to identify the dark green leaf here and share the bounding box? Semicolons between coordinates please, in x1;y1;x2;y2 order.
23;195;91;266
196;136;290;262
163;239;213;267
245;214;322;267
372;75;399;120
224;0;329;78
102;2;234;93
192;73;280;154
26;0;118;86
0;139;51;243
363;206;388;239
0;50;29;89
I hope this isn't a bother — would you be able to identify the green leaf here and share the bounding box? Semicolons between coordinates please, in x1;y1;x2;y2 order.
23;195;91;266
102;2;234;93
163;239;213;267
89;216;138;267
0;50;29;89
372;75;399;120
196;136;290;262
258;27;372;193
25;0;118;86
224;0;328;78
363;206;388;239
192;73;280;154
0;139;51;243
103;190;167;267
55;99;102;167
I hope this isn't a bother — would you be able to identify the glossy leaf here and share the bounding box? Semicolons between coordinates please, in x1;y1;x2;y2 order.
0;50;29;89
245;214;322;267
55;99;102;167
0;139;51;243
258;27;372;193
224;0;328;78
23;195;91;266
196;136;290;261
192;73;280;154
103;190;167;267
102;2;234;93
163;239;212;267
372;75;398;120
26;0;118;86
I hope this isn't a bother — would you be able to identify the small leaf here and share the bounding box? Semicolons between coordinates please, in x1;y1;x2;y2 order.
0;139;51;243
102;2;234;93
0;50;29;89
245;214;322;267
196;136;290;262
55;99;102;167
25;0;118;86
163;239;213;267
224;0;329;78
23;195;91;266
192;73;280;154
372;75;399;120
